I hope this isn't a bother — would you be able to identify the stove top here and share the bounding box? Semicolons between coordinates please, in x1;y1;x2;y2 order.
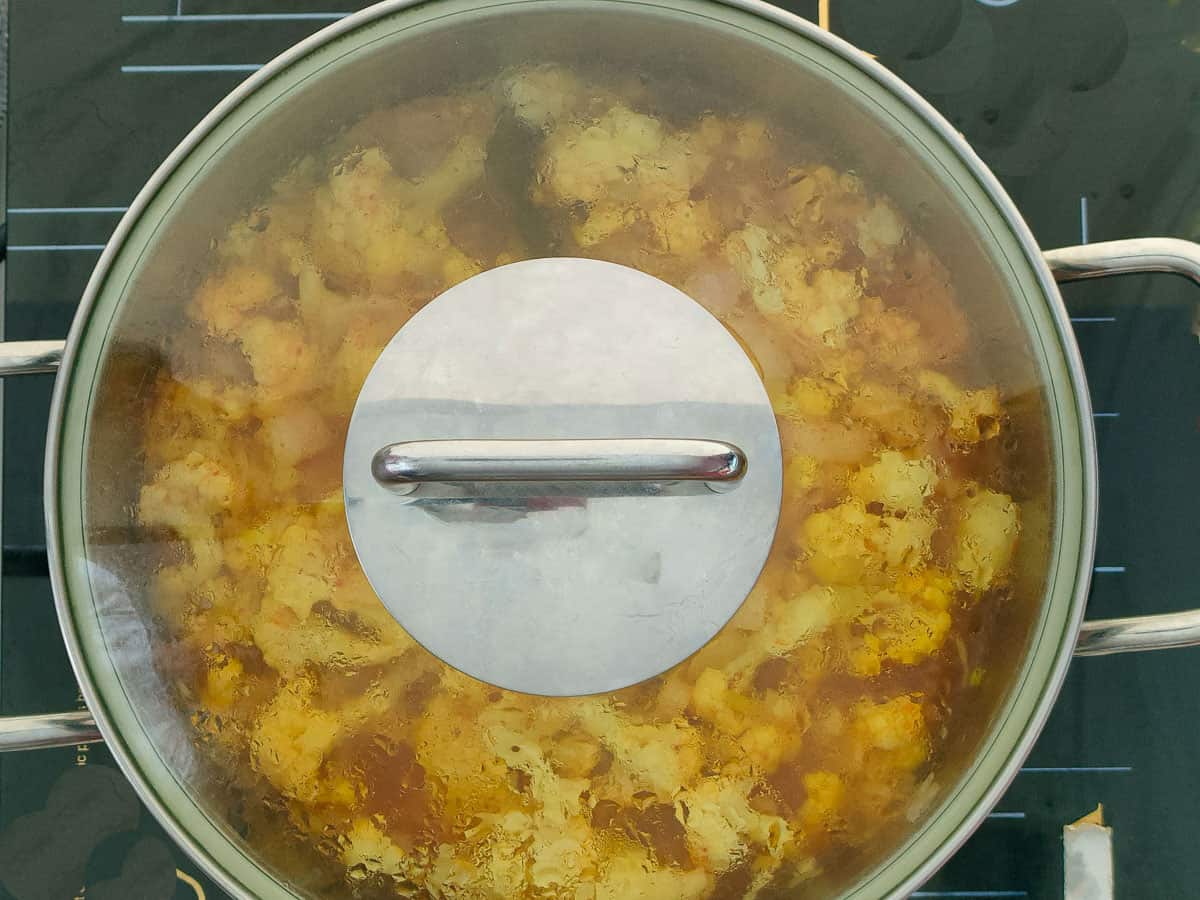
1;1;1198;898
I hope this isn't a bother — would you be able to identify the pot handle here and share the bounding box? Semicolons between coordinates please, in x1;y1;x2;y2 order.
0;340;104;750
0;339;65;375
0;711;101;752
1044;237;1200;655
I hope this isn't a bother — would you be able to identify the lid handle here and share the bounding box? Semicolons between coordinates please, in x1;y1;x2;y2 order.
372;438;747;495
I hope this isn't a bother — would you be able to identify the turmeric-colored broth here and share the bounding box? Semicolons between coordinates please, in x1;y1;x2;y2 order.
138;65;1023;898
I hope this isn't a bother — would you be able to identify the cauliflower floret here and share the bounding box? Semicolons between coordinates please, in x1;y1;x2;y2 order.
772;584;871;652
189;263;280;337
175;378;256;422
774;377;842;420
527;818;594;891
917;370;1002;444
953;487;1020;589
787;268;863;341
474;708;598;891
572;200;638;247
424;844;483;899
250;678;341;801
848;589;953;676
482;713;585;824
596;847;709;900
689;663;806;767
646;198;719;256
311;144;484;289
500;63;582;130
247;516;411;673
538;104;708;212
798;771;845;832
261;407;333;467
725;222;861;342
538;104;664;204
676;776;791;871
264;520;339;619
340;818;410;879
848;380;934;449
295;264;358;348
415;685;521;824
251;601;406;677
783;453;820;498
576;702;703;798
690;668;746;735
725;230;849;330
324;312;396;414
402;135;488;225
550;733;604;778
780;164;868;230
850;694;928;772
856;200;906;258
238;316;318;402
138;451;239;537
740;723;792;773
723;224;784;315
717;581;870;692
850;296;928;370
140;375;254;472
848;450;939;513
200;653;244;711
801;499;935;585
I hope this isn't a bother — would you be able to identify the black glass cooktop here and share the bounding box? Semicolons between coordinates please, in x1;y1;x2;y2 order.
1;1;1198;898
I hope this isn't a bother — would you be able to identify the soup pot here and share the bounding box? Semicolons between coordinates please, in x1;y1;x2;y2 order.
1;1;1198;898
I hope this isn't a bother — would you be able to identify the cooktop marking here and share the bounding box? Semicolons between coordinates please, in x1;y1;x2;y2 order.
7;244;105;252
7;206;127;215
912;892;1028;898
123;13;351;23
121;64;264;73
1021;765;1133;773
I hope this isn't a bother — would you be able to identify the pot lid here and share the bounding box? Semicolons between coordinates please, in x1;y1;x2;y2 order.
54;1;1075;898
344;257;782;696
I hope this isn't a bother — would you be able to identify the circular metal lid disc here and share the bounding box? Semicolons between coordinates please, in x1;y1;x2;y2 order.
344;258;781;696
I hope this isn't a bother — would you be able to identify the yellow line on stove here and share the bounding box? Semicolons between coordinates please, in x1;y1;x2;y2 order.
176;870;206;899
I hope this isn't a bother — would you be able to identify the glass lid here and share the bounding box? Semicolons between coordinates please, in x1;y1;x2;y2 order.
57;0;1074;897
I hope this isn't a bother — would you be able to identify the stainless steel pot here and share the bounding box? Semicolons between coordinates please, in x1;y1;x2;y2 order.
0;1;1198;897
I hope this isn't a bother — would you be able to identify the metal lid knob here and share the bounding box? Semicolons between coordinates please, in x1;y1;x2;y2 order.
343;258;782;696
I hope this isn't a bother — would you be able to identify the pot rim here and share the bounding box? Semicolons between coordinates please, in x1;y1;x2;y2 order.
42;1;1098;898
